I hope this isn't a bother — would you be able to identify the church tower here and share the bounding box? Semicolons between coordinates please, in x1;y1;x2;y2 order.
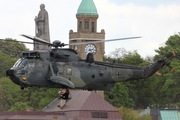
69;0;105;61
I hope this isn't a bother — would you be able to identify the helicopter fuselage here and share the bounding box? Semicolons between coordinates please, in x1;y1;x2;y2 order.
6;49;167;90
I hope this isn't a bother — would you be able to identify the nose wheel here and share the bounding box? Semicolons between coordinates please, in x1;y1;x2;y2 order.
108;94;114;99
107;84;114;99
20;86;24;90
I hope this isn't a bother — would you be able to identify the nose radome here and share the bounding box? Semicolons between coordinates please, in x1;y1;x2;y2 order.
6;69;14;76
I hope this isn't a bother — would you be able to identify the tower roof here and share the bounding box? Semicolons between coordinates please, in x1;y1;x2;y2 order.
77;0;98;16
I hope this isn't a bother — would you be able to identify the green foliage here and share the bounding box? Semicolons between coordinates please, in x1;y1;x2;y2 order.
0;37;59;111
127;76;157;108
0;51;17;77
0;77;20;111
138;114;152;120
120;50;144;65
118;106;152;120
154;34;180;105
0;38;28;78
105;35;180;108
118;106;139;120
119;51;157;108
104;49;156;108
0;84;6;111
9;102;29;111
0;42;24;109
105;83;135;108
37;88;60;110
0;38;28;58
0;77;59;111
104;48;144;65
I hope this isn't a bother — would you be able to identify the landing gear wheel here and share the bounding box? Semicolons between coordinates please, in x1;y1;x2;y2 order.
20;86;24;90
107;84;114;99
109;94;114;99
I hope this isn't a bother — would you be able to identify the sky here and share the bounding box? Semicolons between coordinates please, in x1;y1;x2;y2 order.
1;0;180;58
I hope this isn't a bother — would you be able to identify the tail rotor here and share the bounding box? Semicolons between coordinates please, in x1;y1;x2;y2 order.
154;50;176;76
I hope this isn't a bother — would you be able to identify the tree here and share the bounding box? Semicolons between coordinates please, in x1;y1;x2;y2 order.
37;88;59;110
154;34;180;105
0;51;17;77
0;77;59;111
0;38;28;77
121;53;157;108
118;106;152;120
105;83;135;108
0;85;6;111
120;50;144;65
0;38;60;111
0;77;20;111
0;38;28;58
108;48;128;59
104;48;159;108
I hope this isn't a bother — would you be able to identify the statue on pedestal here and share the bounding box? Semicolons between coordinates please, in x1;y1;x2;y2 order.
34;4;50;50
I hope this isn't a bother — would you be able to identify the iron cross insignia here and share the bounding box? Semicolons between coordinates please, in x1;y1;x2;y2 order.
117;72;121;78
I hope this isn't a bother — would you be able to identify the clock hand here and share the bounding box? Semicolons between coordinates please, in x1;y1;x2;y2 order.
88;48;92;51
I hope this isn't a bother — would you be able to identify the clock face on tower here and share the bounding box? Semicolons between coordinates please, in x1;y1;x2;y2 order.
84;43;96;55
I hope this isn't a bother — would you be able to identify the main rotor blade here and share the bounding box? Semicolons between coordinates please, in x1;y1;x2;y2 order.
0;39;34;44
21;34;51;45
67;36;141;46
0;38;48;45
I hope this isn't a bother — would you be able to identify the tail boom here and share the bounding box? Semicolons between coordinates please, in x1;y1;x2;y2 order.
112;58;167;82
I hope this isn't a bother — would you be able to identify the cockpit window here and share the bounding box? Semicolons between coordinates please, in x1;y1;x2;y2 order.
13;58;28;68
13;59;21;68
20;59;28;67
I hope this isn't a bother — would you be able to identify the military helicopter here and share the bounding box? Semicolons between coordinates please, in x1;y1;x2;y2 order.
6;34;168;94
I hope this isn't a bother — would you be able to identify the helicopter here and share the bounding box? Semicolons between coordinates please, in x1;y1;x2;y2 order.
6;34;168;96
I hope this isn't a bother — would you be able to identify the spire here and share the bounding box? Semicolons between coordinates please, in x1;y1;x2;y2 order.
77;0;98;16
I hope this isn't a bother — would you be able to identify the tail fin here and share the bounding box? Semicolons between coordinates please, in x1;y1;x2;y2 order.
143;58;166;78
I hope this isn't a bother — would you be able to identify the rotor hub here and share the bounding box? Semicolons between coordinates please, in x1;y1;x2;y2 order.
53;40;62;47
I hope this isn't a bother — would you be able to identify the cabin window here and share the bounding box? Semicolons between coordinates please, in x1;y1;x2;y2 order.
28;63;35;68
92;112;108;118
67;68;72;75
36;63;43;67
59;68;64;74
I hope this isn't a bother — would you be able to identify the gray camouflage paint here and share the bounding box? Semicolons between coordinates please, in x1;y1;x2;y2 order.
6;49;166;90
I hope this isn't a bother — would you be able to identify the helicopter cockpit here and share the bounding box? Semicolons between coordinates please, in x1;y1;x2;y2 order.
7;50;49;75
10;58;28;76
12;58;28;69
